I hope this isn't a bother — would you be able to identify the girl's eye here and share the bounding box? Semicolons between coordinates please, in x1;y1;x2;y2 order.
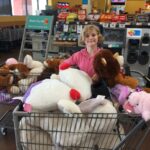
91;34;96;37
85;34;89;38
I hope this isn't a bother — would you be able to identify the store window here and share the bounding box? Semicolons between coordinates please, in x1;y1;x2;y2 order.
0;0;12;15
11;0;47;16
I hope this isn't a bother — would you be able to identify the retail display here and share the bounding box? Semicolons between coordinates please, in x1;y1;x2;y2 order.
124;28;150;76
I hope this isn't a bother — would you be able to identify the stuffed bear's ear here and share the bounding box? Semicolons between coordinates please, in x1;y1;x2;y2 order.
57;99;81;114
24;55;32;66
101;58;107;66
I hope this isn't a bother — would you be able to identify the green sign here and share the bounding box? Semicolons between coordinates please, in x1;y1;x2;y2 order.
26;16;53;30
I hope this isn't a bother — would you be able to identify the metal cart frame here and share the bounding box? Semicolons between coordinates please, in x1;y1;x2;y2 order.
13;104;150;150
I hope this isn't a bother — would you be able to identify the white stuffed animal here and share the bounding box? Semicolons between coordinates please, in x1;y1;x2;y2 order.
16;55;45;94
19;117;52;150
78;96;125;149
19;96;124;149
22;79;80;112
24;54;45;75
17;64;92;112
39;99;87;148
52;63;92;101
55;96;124;149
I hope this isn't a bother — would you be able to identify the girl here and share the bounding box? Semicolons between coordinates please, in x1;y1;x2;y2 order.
60;24;103;78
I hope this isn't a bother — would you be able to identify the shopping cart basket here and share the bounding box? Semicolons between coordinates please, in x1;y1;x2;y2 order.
13;104;150;150
0;70;40;135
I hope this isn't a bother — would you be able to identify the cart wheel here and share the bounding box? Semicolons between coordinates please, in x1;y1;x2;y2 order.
1;128;7;136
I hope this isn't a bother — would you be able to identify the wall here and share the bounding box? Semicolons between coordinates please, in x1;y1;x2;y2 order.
125;0;145;14
49;0;145;14
0;16;26;27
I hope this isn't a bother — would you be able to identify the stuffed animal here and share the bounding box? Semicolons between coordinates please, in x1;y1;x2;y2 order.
24;54;45;75
5;58;18;65
0;58;30;94
52;63;92;101
57;95;124;149
110;84;132;105
93;49;139;89
17;64;92;112
113;52;124;69
18;95;124;149
37;57;64;81
19;78;80;112
0;74;13;90
19;117;52;150
17;55;45;94
123;90;150;121
44;57;64;74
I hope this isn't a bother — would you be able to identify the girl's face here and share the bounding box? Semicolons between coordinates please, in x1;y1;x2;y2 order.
84;30;99;48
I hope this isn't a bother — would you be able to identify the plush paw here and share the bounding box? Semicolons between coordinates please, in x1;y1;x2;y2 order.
8;75;14;85
9;85;20;94
57;99;81;114
59;63;70;70
23;103;32;112
50;74;60;80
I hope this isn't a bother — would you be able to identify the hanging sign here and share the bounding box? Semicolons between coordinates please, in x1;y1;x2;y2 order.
82;0;88;4
26;16;53;30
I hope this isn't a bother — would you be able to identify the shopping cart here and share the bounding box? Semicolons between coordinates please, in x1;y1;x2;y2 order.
0;70;38;135
13;104;150;150
0;86;21;135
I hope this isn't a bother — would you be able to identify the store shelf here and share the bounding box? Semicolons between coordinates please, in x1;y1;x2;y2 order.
53;41;77;47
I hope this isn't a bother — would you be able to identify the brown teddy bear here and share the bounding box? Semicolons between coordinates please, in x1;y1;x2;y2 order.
93;49;139;89
0;60;30;94
36;56;68;81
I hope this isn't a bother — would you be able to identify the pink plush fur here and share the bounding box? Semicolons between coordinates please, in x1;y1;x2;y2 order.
124;91;150;121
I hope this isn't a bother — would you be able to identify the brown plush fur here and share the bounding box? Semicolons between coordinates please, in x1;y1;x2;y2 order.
93;49;139;89
8;63;30;78
0;65;10;75
45;58;63;73
0;63;30;93
0;74;13;90
37;57;64;81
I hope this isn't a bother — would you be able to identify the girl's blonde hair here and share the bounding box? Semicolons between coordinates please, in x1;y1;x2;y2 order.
79;24;103;46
